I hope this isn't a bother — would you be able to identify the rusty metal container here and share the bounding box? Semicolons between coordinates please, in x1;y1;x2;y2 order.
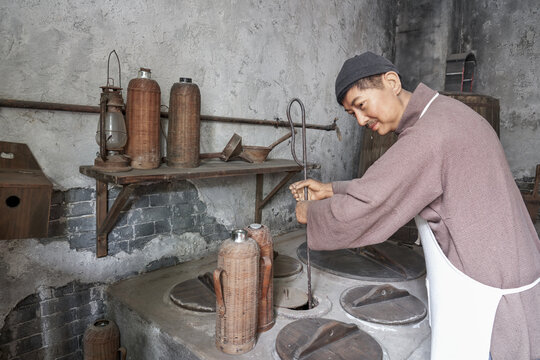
245;223;275;332
167;77;200;168
214;229;259;354
125;68;161;169
83;319;126;360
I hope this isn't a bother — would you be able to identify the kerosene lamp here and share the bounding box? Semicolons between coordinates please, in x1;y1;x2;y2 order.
93;50;131;172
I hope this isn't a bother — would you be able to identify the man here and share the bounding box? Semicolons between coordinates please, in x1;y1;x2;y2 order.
289;52;540;359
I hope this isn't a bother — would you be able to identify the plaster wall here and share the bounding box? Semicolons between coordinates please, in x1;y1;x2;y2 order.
395;0;540;178
456;0;540;178
0;0;397;333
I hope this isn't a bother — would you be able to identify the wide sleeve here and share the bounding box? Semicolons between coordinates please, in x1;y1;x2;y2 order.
306;129;444;250
332;181;350;195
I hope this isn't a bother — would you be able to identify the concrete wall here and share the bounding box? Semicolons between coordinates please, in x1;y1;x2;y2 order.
0;0;397;356
396;0;540;179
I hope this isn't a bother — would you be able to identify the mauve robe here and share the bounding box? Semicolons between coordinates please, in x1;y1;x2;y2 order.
307;83;540;359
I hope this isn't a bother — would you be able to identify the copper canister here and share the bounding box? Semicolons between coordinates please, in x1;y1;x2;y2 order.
214;229;259;354
83;319;126;360
245;223;274;332
125;68;161;169
167;77;200;168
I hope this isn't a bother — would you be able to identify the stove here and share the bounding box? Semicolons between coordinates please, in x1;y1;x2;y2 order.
106;230;431;359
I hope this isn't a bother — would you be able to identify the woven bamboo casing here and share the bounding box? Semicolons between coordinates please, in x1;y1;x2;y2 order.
167;78;200;168
214;230;259;354
83;319;126;360
125;68;161;169
245;223;275;332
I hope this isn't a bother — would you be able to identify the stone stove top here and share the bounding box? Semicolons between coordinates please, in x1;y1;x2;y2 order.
106;230;431;360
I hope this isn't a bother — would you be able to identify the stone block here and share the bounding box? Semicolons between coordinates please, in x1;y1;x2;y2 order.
51;190;65;205
130;235;156;250
109;225;133;242
69;232;95;250
171;203;192;217
108;240;129;255
53;283;74;298
129;207;170;225
135;222;155;237
154;220;171;234
65;188;94;203
149;192;170;207
12;348;47;360
66;216;96;234
8;304;39;325
55;350;82;360
171;216;194;234
15;334;42;355
41;310;76;331
49;204;65;221
66;202;94;218
47;219;67;238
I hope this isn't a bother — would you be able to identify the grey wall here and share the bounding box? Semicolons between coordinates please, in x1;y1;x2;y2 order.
396;0;540;179
0;0;398;354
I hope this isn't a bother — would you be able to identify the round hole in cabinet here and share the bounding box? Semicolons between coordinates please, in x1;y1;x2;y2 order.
6;196;20;208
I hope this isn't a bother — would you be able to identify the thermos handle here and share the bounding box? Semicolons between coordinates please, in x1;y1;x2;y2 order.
261;256;272;300
118;347;127;360
213;268;226;316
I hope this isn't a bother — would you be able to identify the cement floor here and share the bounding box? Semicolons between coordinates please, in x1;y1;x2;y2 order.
107;229;431;360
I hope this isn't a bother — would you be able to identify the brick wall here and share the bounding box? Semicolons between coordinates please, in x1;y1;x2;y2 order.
1;180;230;359
0;282;105;360
44;181;229;256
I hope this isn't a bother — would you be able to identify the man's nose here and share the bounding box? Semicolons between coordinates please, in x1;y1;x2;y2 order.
355;112;368;126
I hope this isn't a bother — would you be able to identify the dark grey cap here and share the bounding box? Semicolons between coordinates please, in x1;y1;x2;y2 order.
335;51;399;104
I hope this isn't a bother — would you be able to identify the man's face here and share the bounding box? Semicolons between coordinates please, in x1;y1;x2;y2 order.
342;75;403;136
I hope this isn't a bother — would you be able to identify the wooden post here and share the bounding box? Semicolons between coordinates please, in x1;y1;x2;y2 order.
96;180;108;257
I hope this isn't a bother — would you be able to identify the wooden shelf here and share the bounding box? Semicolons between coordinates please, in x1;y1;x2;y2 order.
80;159;316;257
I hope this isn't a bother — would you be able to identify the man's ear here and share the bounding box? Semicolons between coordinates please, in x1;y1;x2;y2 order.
383;71;402;95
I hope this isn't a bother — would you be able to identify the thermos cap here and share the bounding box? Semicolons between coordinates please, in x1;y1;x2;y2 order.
249;223;262;230
179;77;192;83
232;229;247;243
138;68;151;79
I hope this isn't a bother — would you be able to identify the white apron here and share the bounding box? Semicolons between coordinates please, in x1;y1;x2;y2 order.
414;93;540;359
415;216;540;360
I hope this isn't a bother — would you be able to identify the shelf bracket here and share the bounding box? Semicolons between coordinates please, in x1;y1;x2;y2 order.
255;171;297;223
96;180;136;258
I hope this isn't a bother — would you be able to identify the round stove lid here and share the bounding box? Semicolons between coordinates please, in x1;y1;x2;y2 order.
340;284;427;325
275;318;383;360
297;241;425;281
169;272;216;312
274;253;303;278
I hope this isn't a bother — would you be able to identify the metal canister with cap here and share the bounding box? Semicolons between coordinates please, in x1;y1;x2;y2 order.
245;223;274;332
214;229;259;354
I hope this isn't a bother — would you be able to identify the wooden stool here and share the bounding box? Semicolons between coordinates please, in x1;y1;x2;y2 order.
522;164;540;223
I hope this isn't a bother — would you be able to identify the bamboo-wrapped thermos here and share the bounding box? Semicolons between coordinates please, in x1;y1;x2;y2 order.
167;77;201;168
245;223;275;332
125;68;161;169
214;229;259;354
83;319;126;360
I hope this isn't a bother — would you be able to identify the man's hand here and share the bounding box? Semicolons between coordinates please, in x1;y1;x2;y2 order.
289;179;333;201
295;200;310;224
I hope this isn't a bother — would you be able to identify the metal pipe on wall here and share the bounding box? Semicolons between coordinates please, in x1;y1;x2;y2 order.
0;98;337;131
